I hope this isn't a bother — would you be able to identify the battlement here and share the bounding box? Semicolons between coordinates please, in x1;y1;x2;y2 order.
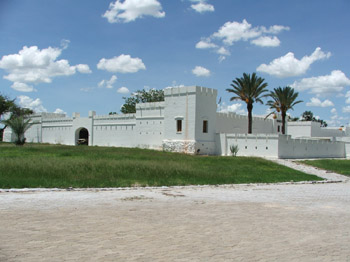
136;102;165;110
164;86;217;97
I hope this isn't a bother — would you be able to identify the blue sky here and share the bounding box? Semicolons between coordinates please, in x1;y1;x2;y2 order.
1;0;350;126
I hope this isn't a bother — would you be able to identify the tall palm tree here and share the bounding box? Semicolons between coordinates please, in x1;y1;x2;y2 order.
226;72;268;133
2;116;32;145
266;86;303;134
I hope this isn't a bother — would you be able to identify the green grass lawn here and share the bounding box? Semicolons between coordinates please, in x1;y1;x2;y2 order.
301;159;350;176
0;143;323;188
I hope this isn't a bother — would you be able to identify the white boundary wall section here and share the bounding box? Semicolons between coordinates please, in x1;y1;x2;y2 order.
215;133;279;157
278;136;345;159
216;112;280;134
216;133;346;158
288;121;346;138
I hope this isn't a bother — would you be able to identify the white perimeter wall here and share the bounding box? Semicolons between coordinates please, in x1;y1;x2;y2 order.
215;133;279;157
288;121;345;138
216;112;279;134
278;136;345;159
216;133;345;159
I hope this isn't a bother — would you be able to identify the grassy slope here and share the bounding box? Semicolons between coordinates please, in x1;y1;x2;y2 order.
301;159;350;176
0;143;322;188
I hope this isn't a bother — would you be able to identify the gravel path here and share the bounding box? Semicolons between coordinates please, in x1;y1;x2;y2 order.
0;160;349;261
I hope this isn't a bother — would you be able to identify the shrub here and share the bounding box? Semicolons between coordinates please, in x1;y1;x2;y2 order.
230;145;239;157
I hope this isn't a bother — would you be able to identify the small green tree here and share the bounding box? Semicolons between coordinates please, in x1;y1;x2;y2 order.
230;145;239;157
2;116;32;145
121;89;164;114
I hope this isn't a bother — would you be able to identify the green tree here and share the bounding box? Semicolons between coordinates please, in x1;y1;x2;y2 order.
226;73;269;134
301;110;327;127
0;94;33;141
266;86;303;134
2;116;32;145
0;94;15;120
121;89;164;114
302;111;314;121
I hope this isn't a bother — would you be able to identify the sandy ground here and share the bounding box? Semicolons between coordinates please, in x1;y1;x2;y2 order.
1;160;350;262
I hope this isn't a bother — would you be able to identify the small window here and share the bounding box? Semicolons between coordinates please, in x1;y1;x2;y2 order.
277;126;280;133
203;120;208;133
177;119;182;132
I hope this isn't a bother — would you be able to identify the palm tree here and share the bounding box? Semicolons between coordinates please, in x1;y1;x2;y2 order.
2;116;32;145
266;86;303;134
226;72;268;133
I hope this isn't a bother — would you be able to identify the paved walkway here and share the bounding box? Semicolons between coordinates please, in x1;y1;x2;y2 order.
0;161;350;261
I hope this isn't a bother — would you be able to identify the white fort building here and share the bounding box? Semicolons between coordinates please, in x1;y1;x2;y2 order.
3;86;350;158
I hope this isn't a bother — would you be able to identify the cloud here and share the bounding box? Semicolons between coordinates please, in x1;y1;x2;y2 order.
306;97;334;107
218;102;246;114
251;36;280;47
262;25;290;34
213;19;261;45
0;44;91;92
17;95;47;112
196;19;289;60
195;39;218;49
192;66;211;77
98;75;117;89
343;106;350;113
190;1;214;13
54;108;66;115
345;91;350;104
291;70;350;95
102;0;165;23
97;54;146;73
331;108;337;114
117;87;130;94
257;47;331;78
76;64;92;74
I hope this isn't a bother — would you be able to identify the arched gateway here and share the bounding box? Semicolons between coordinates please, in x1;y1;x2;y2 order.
76;128;89;145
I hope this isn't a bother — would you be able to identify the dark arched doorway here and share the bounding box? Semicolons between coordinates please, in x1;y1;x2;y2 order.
77;128;89;145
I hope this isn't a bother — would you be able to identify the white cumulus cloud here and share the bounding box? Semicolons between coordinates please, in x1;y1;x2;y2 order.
218;102;246;114
251;36;280;47
98;75;117;89
97;54;146;73
195;39;217;49
0;44;91;92
306;97;334;107
343;106;350;113
291;70;350;95
190;0;214;13
192;66;211;77
196;19;289;60
117;87;130;94
213;19;261;45
17;95;47;113
54;108;66;115
103;0;165;23
75;64;92;74
257;47;331;78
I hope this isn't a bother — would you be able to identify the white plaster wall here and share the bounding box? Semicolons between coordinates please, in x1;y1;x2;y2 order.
216;133;279;157
278;135;345;159
163;86;197;141
216;112;278;135
2;127;14;142
288;121;345;138
194;87;217;155
135;102;165;149
93;114;136;147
